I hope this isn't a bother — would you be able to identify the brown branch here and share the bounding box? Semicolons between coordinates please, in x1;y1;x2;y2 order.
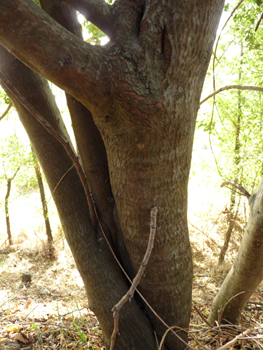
158;326;193;350
61;0;114;38
201;85;263;105
255;10;263;32
0;0;107;108
193;305;213;328
220;180;251;200
0;71;97;229
110;207;158;350
0;101;12;121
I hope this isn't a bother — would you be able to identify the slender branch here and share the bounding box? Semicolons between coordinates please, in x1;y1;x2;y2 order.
193;305;213;328
201;85;263;105
0;72;97;229
255;10;263;32
11;166;21;181
110;207;158;350
220;180;251;200
0;101;12;121
158;326;192;350
212;0;245;90
95;205;192;349
62;0;114;38
216;329;251;350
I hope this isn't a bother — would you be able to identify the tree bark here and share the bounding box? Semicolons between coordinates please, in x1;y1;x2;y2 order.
0;0;225;348
209;175;263;324
5;178;12;246
39;0;117;251
4;168;20;246
0;47;157;350
33;152;54;258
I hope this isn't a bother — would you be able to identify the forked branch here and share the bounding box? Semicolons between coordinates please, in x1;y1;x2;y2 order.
62;0;114;38
110;207;158;350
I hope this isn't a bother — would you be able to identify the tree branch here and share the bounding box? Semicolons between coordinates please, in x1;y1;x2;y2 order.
200;85;263;105
0;0;109;111
0;102;12;121
216;329;251;350
110;207;158;350
62;0;114;38
220;180;251;200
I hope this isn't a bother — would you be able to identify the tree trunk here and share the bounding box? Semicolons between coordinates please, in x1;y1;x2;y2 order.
33;157;54;257
5;178;12;245
0;1;225;348
0;46;158;350
209;175;263;324
219;42;243;264
4;167;20;245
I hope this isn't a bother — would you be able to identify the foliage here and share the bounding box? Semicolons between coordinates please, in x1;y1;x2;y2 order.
0;88;10;105
198;0;263;195
0;134;38;201
82;0;115;44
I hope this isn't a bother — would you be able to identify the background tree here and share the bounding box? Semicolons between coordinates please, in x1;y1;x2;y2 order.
196;0;263;324
0;1;224;349
198;0;263;263
0;135;31;245
31;147;54;257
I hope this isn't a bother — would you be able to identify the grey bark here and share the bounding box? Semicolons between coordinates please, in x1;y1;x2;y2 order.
209;176;263;324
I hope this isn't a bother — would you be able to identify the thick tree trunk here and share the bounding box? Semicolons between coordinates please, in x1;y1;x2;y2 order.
0;1;225;349
39;0;117;251
0;47;157;350
209;175;263;324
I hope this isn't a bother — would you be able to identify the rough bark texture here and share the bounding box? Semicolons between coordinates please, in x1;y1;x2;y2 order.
39;0;117;249
0;1;225;349
0;47;157;350
209;176;263;324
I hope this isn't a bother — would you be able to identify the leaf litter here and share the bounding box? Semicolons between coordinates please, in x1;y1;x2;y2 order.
0;190;263;349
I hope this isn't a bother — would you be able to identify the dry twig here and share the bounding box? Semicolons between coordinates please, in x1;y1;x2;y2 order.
216;329;251;350
110;207;158;350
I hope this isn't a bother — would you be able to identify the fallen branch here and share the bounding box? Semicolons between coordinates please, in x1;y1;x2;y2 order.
110;207;158;350
220;180;251;200
216;329;251;350
201;85;263;105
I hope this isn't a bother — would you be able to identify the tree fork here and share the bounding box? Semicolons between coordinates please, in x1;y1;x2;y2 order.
0;46;158;350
